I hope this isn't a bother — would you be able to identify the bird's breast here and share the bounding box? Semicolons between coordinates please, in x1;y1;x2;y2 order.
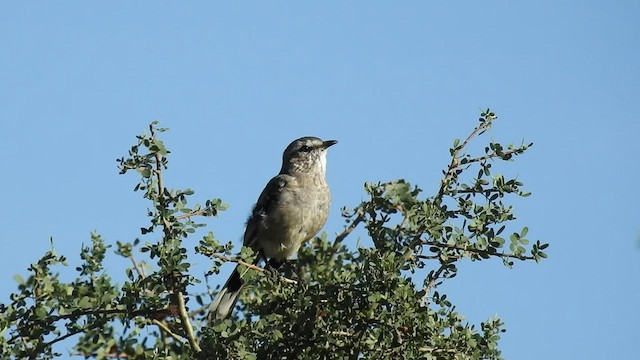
259;177;330;260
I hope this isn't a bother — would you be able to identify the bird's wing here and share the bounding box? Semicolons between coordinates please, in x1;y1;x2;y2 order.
243;174;293;248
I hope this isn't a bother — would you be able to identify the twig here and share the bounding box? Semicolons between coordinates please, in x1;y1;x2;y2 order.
418;347;458;354
326;209;365;262
455;188;501;195
152;319;188;346
209;253;298;285
419;237;535;303
9;308;171;334
333;210;365;246
451;148;524;171
150;124;201;354
188;304;210;318
175;209;206;220
422;264;448;304
414;254;439;260
419;241;536;261
41;327;85;349
128;255;146;278
150;125;172;238
38;317;109;357
78;321;186;359
331;330;355;337
396;205;412;230
416;240;534;304
436;119;491;204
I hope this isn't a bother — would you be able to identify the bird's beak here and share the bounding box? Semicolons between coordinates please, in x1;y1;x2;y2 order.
322;140;338;149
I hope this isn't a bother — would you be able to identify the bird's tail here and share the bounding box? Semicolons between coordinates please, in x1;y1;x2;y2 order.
209;265;246;321
208;255;282;321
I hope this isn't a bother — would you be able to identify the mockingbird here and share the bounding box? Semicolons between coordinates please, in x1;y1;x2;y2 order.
209;136;337;320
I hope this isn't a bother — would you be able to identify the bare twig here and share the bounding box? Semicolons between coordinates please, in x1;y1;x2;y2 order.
333;209;365;247
175;209;206;220
418;347;458;354
152;319;188;346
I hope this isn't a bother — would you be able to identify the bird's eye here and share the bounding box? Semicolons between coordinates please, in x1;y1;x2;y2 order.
299;145;312;152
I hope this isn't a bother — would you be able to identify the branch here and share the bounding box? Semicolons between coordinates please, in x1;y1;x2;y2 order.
451;148;524;171
12;308;172;329
152;319;188;346
35;317;109;357
150;124;201;354
420;237;535;303
174;293;201;352
42;326;85;349
436;119;492;203
419;241;536;261
150;125;172;237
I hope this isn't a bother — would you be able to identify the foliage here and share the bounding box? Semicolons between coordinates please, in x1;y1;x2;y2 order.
0;111;547;359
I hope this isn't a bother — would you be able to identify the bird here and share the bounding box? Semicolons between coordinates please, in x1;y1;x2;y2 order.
209;136;337;321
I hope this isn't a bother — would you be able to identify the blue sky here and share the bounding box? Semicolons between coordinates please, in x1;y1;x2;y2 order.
1;2;639;359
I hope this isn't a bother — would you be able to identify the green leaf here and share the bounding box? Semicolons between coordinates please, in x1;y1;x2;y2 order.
13;274;24;285
34;306;47;320
140;168;151;178
78;296;92;308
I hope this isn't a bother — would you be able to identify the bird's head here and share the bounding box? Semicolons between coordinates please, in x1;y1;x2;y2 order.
281;136;337;175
